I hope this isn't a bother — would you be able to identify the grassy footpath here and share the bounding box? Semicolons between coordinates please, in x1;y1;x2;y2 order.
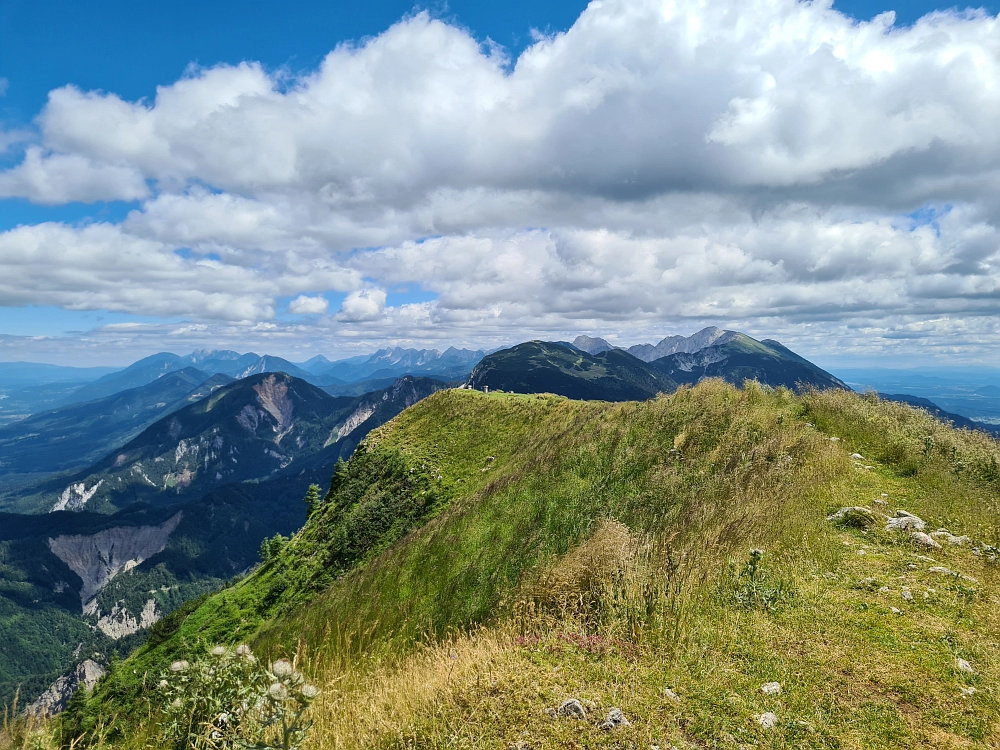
6;382;1000;749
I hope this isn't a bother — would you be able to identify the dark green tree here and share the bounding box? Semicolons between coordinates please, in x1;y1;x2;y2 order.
303;484;322;518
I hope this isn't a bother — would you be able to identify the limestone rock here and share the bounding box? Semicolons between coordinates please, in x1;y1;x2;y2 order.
910;532;942;549
26;659;106;717
928;566;978;583
957;658;975;674
761;682;781;696
754;712;779;729
556;698;587;719
886;511;925;532
931;530;971;546
599;708;630;730
95;598;160;639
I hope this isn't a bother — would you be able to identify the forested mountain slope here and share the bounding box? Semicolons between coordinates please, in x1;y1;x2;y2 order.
0;369;230;487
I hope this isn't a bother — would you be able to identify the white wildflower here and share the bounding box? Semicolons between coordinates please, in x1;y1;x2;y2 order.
269;682;289;701
270;659;294;678
301;684;319;699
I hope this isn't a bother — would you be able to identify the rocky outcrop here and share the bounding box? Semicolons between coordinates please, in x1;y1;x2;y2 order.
627;327;738;362
48;512;183;609
51;480;104;512
334;404;377;442
26;659;106;717
95;598;160;638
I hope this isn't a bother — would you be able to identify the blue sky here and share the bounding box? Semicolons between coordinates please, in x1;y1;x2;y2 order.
1;0;1000;364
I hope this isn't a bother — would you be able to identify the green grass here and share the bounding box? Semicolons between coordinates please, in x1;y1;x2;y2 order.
21;381;1000;749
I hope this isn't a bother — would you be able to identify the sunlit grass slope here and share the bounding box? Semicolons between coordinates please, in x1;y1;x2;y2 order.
47;382;1000;748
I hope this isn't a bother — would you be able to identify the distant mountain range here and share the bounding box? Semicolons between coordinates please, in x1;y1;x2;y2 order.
573;327;740;361
2;373;445;516
468;329;846;401
0;368;232;484
302;346;485;383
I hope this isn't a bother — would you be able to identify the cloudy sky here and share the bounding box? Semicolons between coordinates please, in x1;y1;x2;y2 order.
2;0;1000;367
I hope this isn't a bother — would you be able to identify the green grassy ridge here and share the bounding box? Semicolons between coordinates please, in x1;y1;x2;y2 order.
75;383;1000;746
87;384;826;709
468;341;678;400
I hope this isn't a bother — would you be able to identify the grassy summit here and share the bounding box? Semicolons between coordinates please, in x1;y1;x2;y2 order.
14;381;1000;749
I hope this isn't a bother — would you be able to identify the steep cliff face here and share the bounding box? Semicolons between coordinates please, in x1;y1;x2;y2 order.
327;376;448;445
47;512;183;608
26;659;106;717
95;598;159;638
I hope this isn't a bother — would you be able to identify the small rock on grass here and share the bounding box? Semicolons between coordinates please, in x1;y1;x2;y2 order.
911;531;942;549
929;566;978;583
663;688;680;702
901;589;914;602
556;698;587;719
957;658;976;674
931;530;972;546
760;682;781;696
754;712;779;729
886;512;926;532
599;708;631;730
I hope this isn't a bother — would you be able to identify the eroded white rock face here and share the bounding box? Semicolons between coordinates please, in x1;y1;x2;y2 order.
253;375;295;441
95;598;160;639
52;480;104;512
48;512;183;609
333;404;377;443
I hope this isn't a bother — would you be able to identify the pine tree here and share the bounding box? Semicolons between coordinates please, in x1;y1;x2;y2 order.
303;484;322;518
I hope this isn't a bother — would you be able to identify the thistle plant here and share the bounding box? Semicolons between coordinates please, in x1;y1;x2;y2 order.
158;646;319;750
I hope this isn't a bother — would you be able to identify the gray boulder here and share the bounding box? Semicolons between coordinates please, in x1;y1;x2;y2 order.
886;511;926;532
599;708;631;730
557;698;587;719
911;532;942;549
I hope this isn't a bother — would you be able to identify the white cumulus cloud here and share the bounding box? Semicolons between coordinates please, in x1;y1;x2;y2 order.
0;0;999;360
337;289;386;322
288;295;329;314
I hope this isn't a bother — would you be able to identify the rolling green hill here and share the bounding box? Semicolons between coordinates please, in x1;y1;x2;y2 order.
467;340;677;400
649;333;848;390
57;381;1000;749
